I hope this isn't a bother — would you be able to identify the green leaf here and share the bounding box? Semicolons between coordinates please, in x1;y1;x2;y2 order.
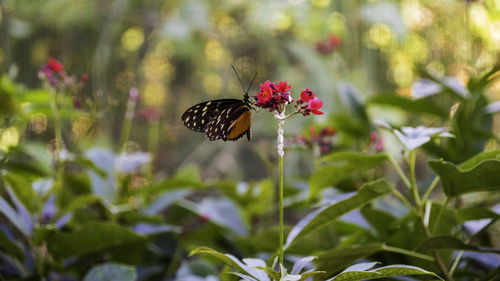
190;247;247;272
316;244;384;274
315;243;434;274
368;94;447;118
190;247;269;281
0;229;24;261
261;266;280;280
83;263;137;281
417;235;500;254
309;153;388;198
0;76;21;118
326;263;442;281
298;271;326;281
360;207;396;238
458;149;500;170
58;194;102;218
2;172;37;212
46;222;147;259
429;159;500;197
1;143;54;177
456;206;500;223
286;179;393;250
132;165;204;196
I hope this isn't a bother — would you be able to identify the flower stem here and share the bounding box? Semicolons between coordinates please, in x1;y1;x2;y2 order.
277;114;285;266
409;150;421;213
279;154;284;266
49;89;64;205
119;92;137;151
147;120;160;180
422;176;440;202
388;154;411;189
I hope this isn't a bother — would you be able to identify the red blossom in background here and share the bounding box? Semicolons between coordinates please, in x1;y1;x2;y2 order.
38;58;88;104
80;73;89;84
48;58;64;72
287;125;336;155
315;34;342;55
369;131;385;152
136;106;163;123
74;96;82;108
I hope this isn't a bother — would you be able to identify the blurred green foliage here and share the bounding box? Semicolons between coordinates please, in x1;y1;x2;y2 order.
1;0;500;280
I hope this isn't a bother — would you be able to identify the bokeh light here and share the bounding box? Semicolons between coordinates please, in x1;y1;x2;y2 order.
121;27;145;52
203;72;223;97
30;113;48;134
71;113;92;140
0;127;20;151
368;24;395;48
143;83;167;106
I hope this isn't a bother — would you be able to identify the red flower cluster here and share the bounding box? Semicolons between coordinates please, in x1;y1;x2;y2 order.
136;106;163;123
315;34;341;55
40;58;67;86
254;81;324;116
296;88;323;115
254;80;292;110
288;125;336;155
38;58;89;108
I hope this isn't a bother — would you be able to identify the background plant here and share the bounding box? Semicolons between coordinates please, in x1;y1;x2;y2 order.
1;0;500;280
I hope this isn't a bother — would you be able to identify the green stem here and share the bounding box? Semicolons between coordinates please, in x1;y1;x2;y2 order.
119;94;136;151
388;155;411;189
147;120;160;180
422;176;440;202
407;150;454;281
49;89;64;204
449;250;463;276
432;197;450;235
392;189;416;213
383;245;434;262
409;150;421;213
279;154;284;266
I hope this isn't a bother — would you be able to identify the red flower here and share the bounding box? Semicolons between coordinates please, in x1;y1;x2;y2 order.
137;106;162;123
80;74;89;84
260;80;274;92
300;88;315;102
48;58;64;72
276;80;291;93
315;34;341;55
257;84;273;103
315;42;333;54
329;35;341;48
74;96;82;108
321;126;336;136
308;97;323;115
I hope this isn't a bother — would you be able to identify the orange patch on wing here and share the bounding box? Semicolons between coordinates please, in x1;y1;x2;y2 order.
227;110;251;140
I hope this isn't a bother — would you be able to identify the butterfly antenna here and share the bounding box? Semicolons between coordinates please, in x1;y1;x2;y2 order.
246;72;258;93
231;65;247;94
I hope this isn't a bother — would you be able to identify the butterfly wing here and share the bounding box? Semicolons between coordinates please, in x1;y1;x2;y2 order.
205;103;252;141
181;99;242;133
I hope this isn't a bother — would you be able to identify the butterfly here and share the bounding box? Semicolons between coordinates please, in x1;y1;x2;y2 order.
181;67;256;141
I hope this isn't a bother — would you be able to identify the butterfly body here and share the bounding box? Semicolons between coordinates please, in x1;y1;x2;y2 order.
181;97;253;141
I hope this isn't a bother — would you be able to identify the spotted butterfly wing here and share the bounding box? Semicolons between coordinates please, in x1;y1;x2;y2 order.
181;99;252;141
